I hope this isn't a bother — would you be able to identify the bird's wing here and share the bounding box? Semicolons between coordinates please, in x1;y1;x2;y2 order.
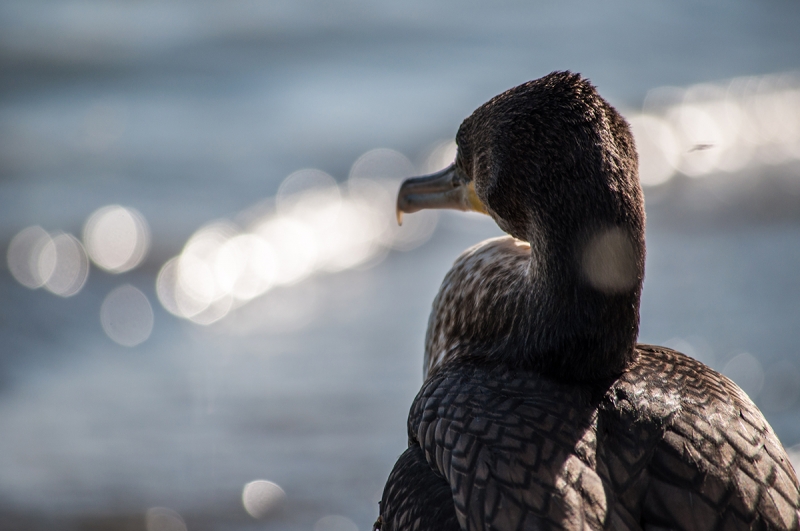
377;445;461;531
634;345;800;530
395;348;800;531
406;360;620;531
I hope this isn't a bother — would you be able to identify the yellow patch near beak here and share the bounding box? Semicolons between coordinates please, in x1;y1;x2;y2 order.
466;181;488;215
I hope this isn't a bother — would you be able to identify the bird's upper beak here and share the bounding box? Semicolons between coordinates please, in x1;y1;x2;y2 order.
396;163;488;225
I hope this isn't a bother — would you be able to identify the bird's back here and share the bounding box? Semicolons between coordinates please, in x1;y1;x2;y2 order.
381;74;800;531
380;345;800;530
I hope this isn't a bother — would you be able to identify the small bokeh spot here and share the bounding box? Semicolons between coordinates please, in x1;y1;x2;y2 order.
83;205;150;273
40;232;90;297
7;225;53;289
100;285;154;347
242;479;286;519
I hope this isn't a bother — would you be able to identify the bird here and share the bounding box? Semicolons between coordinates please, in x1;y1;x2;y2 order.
376;72;800;531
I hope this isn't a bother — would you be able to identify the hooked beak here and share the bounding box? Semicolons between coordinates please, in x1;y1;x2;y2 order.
396;163;488;225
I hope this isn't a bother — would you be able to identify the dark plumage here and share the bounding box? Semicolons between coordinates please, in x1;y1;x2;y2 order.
380;72;800;530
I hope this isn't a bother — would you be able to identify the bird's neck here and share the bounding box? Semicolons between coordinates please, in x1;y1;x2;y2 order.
525;226;641;381
423;231;640;382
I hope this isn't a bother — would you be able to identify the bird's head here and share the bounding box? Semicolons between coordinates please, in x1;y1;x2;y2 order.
399;73;646;379
398;71;645;296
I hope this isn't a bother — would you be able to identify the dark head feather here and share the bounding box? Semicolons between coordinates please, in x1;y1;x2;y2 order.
438;72;645;381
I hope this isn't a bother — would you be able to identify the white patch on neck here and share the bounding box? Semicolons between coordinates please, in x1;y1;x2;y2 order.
581;227;638;293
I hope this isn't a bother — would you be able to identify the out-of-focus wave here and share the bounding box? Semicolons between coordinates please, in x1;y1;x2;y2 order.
5;145;446;335
156;148;438;325
629;72;800;187
7;72;800;332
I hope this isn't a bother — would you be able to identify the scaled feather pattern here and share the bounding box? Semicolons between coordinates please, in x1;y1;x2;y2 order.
379;72;800;530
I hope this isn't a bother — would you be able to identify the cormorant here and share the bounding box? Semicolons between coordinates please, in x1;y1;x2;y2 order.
377;72;800;530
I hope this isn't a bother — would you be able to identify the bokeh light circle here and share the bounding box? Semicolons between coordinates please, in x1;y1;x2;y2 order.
83;205;150;273
153;148;446;323
40;232;90;297
421;140;458;174
277;169;341;218
387;209;438;251
348;148;417;181
156;257;184;318
255;217;317;286
668;104;724;176
242;479;286;519
7;225;53;289
100;284;154;347
628;114;679;187
215;233;276;300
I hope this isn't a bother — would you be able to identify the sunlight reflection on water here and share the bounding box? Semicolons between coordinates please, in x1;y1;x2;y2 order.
0;0;798;525
13;70;798;328
631;73;800;187
100;284;154;347
156;148;438;326
7;227;90;296
242;480;286;520
7;225;53;289
39;232;89;297
83;205;150;273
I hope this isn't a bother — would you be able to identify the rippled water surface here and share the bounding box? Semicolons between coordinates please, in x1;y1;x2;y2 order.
1;1;800;529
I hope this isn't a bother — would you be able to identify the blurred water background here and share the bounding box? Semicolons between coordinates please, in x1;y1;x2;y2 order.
2;1;800;530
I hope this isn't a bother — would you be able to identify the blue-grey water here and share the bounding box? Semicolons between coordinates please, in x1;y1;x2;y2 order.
1;1;800;530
